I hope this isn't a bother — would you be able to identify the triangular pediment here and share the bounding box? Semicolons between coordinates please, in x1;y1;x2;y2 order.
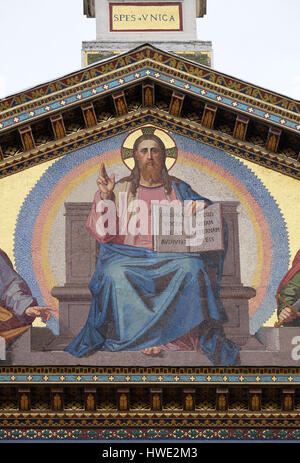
0;43;299;179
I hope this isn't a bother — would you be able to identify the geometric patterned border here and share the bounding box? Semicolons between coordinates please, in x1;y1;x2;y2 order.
0;367;300;384
0;373;299;384
1;64;299;134
0;427;299;441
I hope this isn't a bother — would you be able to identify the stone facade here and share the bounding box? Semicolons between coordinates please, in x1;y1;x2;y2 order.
82;0;212;67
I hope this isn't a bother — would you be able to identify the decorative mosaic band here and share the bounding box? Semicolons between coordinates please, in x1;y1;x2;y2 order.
0;427;299;441
0;373;299;384
1;46;299;113
0;64;299;134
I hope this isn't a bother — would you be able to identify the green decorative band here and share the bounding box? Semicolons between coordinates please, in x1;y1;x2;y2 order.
0;427;299;441
142;126;156;135
122;147;132;159
167;147;177;158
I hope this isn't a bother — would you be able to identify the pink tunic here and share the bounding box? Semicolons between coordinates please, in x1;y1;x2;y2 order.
86;184;179;249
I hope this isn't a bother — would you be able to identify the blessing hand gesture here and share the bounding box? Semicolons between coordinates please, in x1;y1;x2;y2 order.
25;306;51;322
97;163;115;199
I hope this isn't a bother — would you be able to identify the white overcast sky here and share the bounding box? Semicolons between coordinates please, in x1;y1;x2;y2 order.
0;0;299;100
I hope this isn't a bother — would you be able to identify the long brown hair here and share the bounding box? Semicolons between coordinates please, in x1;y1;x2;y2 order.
121;134;173;196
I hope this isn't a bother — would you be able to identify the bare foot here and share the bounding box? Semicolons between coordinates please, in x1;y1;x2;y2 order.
141;347;162;355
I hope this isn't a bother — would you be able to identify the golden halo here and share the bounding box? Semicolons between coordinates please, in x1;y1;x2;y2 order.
121;125;178;171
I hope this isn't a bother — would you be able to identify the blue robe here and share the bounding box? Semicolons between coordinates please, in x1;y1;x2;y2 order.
65;180;240;365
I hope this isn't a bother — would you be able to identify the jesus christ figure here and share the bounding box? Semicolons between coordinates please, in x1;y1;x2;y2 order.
65;132;240;365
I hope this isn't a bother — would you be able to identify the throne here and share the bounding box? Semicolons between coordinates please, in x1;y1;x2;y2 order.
50;201;256;350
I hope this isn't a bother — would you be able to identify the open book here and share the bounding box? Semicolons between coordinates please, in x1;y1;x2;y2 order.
152;202;225;253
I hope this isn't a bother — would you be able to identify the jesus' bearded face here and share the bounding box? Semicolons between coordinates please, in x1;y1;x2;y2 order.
134;139;165;184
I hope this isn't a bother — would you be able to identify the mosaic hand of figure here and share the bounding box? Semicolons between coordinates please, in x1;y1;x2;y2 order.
186;200;208;216
97;163;115;199
25;306;51;323
279;307;298;324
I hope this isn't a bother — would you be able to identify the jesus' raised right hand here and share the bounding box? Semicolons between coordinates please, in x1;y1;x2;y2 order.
97;162;116;199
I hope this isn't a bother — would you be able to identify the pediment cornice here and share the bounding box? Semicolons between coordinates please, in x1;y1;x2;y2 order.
0;44;299;179
0;108;299;180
